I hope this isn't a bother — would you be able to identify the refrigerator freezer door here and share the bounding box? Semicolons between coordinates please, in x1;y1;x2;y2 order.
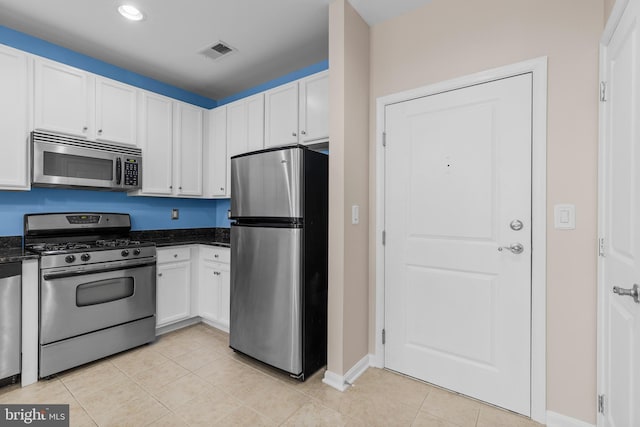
230;147;303;219
230;224;303;375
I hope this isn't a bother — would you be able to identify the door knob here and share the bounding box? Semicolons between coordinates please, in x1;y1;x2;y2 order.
498;243;524;254
613;284;640;304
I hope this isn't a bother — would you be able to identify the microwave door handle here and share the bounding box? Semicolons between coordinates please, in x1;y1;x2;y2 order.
116;157;122;185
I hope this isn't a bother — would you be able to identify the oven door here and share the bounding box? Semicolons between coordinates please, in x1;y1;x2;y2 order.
40;261;156;345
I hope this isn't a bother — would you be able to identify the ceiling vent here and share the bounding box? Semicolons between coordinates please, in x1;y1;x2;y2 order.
200;41;237;61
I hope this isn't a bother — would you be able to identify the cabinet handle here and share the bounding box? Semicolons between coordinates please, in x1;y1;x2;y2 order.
158;273;163;277
214;271;220;276
292;132;297;137
97;129;103;134
301;130;306;135
174;254;178;258
220;187;224;191
82;126;88;132
214;254;219;258
179;186;182;190
169;185;173;189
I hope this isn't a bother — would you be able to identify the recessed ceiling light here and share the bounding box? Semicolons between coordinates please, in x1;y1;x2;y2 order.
118;5;144;21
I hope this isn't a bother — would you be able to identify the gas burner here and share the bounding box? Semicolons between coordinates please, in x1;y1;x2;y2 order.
29;242;92;252
96;239;141;248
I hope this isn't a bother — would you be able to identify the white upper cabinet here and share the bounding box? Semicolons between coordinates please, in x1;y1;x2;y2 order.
136;95;204;198
174;101;204;197
34;58;138;145
34;59;91;138
138;91;173;195
264;70;328;148
95;77;138;145
226;93;264;191
0;44;30;190
299;71;329;144
264;81;299;148
205;106;228;198
227;93;264;157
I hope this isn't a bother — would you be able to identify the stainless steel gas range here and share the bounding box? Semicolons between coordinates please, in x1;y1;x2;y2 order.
24;213;157;378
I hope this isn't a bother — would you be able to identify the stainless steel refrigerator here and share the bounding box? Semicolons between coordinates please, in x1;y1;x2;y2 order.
229;145;328;380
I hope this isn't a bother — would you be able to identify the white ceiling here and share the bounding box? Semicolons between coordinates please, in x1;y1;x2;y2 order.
0;0;431;101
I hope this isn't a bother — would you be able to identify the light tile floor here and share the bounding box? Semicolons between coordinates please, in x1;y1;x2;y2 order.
0;324;544;427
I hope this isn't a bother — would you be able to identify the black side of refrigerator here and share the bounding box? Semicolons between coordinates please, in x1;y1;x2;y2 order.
302;148;328;379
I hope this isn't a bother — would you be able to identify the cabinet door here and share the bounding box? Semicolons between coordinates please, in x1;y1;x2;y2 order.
139;92;173;195
199;259;230;330
0;45;30;190
227;94;264;193
174;102;203;196
299;71;329;144
246;94;265;152
205;107;227;197
264;82;299;148
156;261;191;327
199;259;219;322
217;263;231;329
227;93;264;157
34;59;91;137
95;77;137;145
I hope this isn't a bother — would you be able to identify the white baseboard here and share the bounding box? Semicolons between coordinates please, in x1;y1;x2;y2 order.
323;354;372;391
322;370;349;391
344;354;370;385
546;411;595;427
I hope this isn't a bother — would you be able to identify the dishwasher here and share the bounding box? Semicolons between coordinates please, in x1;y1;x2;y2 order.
0;262;21;386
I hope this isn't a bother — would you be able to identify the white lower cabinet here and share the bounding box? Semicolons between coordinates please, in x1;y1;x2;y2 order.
156;247;191;327
198;246;231;331
155;245;230;332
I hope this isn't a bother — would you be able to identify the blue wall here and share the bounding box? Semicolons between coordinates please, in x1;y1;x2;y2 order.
0;25;327;236
0;188;222;236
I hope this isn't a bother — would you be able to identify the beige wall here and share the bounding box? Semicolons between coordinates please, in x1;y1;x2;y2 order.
327;0;370;376
604;0;616;22
369;0;603;424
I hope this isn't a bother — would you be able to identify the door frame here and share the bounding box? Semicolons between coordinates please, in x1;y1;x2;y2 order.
373;57;548;423
597;1;631;426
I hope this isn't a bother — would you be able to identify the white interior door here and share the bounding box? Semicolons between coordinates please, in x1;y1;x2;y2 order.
384;73;532;415
599;1;640;425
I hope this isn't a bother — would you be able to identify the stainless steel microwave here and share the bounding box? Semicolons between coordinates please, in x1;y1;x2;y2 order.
31;131;142;191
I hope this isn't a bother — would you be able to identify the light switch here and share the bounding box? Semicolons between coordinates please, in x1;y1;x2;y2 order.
171;208;179;220
352;205;359;225
554;204;575;229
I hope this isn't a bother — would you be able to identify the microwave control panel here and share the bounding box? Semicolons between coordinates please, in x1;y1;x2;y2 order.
124;159;139;186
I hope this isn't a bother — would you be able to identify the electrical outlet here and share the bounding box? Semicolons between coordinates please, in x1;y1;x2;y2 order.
171;209;179;220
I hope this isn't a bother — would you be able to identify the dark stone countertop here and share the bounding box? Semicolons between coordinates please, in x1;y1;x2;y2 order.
131;227;230;248
0;236;39;263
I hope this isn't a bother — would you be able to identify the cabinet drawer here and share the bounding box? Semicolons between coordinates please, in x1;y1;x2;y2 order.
201;246;230;264
157;246;191;263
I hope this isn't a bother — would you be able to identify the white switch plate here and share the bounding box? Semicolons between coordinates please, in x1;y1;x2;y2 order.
352;205;359;225
171;208;179;220
554;204;575;229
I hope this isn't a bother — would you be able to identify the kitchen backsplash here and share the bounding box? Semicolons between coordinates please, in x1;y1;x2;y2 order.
0;187;230;237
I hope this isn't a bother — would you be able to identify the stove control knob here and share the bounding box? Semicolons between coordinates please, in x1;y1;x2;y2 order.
133;248;141;256
65;255;76;264
80;253;91;262
121;249;130;257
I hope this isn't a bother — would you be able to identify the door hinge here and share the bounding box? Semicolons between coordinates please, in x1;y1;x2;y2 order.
382;230;386;245
382;329;386;345
598;394;605;414
382;132;387;147
600;81;607;102
599;237;606;257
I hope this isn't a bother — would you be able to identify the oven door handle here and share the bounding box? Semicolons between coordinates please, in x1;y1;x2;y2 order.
43;261;156;280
